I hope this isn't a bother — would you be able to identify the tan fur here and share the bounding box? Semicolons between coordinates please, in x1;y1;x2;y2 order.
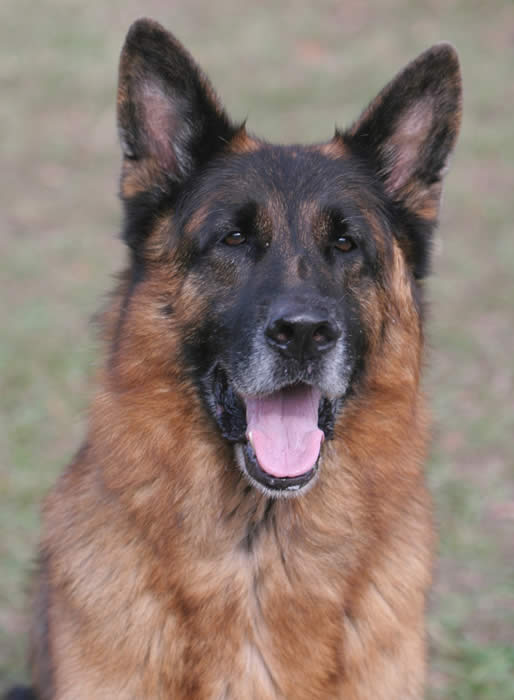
120;157;164;199
229;127;262;154
30;233;433;699
183;202;212;236
316;138;346;159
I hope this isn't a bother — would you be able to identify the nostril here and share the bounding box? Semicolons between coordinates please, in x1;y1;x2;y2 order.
312;323;339;346
266;320;294;347
312;325;328;344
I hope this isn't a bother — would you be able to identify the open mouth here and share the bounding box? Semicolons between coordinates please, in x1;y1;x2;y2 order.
209;366;339;494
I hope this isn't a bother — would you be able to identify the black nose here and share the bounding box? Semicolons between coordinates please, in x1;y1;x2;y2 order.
265;306;341;361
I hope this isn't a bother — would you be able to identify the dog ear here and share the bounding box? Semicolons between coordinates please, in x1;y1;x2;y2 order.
343;44;462;277
117;18;237;196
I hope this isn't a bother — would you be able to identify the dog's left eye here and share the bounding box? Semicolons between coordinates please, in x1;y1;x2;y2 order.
223;231;246;246
334;236;355;253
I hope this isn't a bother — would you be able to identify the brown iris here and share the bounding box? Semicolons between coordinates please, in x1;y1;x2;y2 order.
334;236;355;253
223;231;246;246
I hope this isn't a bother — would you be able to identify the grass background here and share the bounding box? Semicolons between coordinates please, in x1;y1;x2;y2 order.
1;0;513;696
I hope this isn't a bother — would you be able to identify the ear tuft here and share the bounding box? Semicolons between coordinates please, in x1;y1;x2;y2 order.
117;19;236;192
344;43;462;219
343;43;461;278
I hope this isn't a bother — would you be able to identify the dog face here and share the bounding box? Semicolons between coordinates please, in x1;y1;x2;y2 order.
174;147;384;494
115;19;461;497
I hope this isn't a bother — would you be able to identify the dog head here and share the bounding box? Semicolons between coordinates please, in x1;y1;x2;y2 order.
114;19;461;497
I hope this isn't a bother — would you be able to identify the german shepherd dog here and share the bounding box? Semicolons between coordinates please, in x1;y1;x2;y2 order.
7;19;461;700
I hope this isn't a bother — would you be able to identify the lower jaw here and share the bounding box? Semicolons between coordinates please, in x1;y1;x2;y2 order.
236;442;320;497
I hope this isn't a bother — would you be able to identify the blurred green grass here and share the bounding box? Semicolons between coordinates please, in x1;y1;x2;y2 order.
1;0;513;696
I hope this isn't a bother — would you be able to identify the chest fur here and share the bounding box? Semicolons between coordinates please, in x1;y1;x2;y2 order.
166;534;347;700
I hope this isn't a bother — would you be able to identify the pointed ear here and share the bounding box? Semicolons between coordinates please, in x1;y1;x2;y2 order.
343;44;462;275
117;19;237;198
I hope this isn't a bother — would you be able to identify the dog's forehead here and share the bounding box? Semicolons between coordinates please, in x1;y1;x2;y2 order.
191;143;381;222
217;144;350;199
179;143;393;257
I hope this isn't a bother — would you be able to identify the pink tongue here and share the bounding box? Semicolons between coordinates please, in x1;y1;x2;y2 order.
245;385;323;478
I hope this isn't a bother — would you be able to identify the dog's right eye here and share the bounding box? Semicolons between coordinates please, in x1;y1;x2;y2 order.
223;231;247;246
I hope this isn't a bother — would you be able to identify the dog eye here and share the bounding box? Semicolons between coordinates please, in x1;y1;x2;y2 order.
334;236;355;253
223;231;246;246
